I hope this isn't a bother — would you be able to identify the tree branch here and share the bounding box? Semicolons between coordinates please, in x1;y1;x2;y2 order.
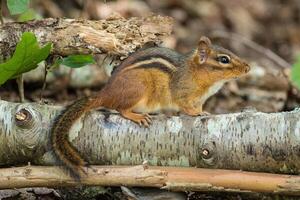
0;16;173;58
0;165;300;195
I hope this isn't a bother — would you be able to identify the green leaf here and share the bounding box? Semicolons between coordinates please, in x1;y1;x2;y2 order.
7;0;30;15
0;32;52;85
18;9;42;22
291;56;300;89
58;55;95;68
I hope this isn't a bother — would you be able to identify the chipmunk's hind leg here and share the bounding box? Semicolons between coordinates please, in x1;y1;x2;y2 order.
106;71;153;126
115;83;152;126
119;110;152;127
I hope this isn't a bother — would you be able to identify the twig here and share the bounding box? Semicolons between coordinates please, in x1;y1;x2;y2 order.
0;0;4;24
211;30;291;69
16;75;24;102
39;65;48;101
121;186;139;200
0;165;300;195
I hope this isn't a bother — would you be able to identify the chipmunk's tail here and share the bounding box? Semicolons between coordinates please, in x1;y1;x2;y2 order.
51;96;102;180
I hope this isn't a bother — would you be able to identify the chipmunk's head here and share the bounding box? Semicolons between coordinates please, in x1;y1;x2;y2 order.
192;36;250;81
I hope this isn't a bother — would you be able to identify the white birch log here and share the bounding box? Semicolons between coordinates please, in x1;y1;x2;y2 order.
0;99;299;175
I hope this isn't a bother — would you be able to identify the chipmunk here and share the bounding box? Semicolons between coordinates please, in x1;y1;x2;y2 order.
51;36;250;180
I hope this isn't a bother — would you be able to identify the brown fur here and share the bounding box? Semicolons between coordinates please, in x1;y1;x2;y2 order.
51;97;93;180
51;36;250;180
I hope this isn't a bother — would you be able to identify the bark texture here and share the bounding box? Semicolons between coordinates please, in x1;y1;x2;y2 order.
1;165;300;195
0;100;299;174
0;16;173;59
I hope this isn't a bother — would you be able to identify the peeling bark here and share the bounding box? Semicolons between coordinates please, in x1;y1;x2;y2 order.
0;100;299;175
0;16;173;59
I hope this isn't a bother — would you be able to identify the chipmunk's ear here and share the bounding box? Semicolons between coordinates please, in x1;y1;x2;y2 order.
198;36;211;64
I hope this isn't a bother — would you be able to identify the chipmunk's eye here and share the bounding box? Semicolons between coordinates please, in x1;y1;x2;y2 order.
217;55;230;64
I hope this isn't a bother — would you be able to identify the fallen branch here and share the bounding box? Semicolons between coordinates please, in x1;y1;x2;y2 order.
0;165;300;195
0;16;173;58
0;100;300;174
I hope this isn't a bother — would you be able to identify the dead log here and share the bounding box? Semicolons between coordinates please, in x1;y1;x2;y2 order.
0;99;299;174
0;16;173;58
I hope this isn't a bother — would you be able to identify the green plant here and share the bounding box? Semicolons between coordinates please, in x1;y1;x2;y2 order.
57;55;96;68
0;32;52;85
291;56;300;89
1;1;95;92
7;0;30;15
